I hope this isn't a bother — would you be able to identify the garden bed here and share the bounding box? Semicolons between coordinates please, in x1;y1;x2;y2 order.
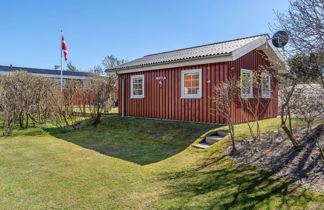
229;125;324;191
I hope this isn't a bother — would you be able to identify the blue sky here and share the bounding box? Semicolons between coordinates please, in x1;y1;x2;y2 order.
0;0;289;71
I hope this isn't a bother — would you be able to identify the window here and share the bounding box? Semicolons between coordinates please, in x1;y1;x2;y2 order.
130;75;144;98
55;79;65;88
240;69;253;98
83;80;90;89
261;72;271;98
181;69;202;98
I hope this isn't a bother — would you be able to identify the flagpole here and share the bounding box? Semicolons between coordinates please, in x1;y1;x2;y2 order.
60;30;63;92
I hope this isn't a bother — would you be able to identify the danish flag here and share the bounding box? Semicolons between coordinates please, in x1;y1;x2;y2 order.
61;31;68;61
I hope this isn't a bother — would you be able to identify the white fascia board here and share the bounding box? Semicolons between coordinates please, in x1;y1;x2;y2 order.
265;40;285;63
115;55;232;74
231;36;268;61
0;71;90;80
232;36;287;72
256;41;288;73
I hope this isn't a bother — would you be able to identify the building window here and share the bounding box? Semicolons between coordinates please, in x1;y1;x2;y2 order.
240;69;253;98
261;72;271;98
181;69;202;98
83;80;90;89
130;75;144;98
55;79;65;88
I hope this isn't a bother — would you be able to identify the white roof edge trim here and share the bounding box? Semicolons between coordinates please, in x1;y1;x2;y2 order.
232;36;267;60
0;71;90;80
232;36;286;63
266;39;286;63
115;55;232;74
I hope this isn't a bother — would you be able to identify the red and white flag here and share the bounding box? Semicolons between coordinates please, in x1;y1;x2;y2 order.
61;31;68;61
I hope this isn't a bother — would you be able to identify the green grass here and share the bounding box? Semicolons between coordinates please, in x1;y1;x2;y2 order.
47;117;216;165
0;116;323;209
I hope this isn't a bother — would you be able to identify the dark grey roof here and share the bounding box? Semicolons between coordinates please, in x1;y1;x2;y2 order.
110;34;268;71
0;65;90;77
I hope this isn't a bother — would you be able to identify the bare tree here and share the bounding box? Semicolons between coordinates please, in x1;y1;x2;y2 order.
89;65;104;76
278;75;301;148
87;74;118;125
67;61;78;72
212;78;239;152
275;0;324;86
273;0;324;148
102;55;127;72
278;54;322;149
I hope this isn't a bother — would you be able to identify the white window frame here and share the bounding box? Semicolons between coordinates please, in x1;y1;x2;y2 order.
261;72;272;98
130;75;144;99
181;69;202;99
240;69;253;98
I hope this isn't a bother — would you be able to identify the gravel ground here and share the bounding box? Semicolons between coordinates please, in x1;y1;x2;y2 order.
229;125;324;191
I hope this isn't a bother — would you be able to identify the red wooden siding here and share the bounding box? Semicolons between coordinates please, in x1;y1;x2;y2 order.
118;63;229;123
229;50;279;123
118;49;279;124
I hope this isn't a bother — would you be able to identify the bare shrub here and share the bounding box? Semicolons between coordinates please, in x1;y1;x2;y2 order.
87;74;118;125
0;71;57;135
238;69;272;141
50;79;85;128
212;78;239;152
290;84;324;134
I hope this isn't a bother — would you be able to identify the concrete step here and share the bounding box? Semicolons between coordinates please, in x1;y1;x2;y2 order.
205;136;223;144
192;143;211;149
216;131;228;137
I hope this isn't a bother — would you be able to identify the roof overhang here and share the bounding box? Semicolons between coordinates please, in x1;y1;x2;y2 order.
113;54;232;74
111;35;288;74
255;38;288;73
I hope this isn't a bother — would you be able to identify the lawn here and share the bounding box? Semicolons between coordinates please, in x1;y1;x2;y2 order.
0;116;323;209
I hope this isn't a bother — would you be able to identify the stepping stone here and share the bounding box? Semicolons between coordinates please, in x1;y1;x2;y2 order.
205;136;223;144
192;143;211;149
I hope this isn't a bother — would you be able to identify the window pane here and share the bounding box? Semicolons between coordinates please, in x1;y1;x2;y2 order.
135;78;142;83
134;83;142;89
184;74;192;81
262;74;271;97
241;71;252;97
190;87;198;94
192;79;199;87
182;71;201;97
133;88;143;95
191;74;199;80
183;72;199;92
132;76;144;96
184;80;191;87
184;87;189;94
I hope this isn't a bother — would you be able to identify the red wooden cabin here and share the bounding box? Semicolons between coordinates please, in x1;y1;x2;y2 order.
109;34;286;124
